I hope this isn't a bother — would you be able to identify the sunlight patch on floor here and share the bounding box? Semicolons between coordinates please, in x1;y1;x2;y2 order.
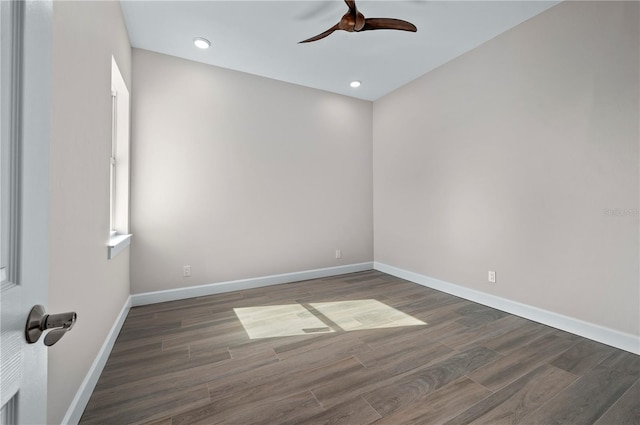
234;299;426;339
233;304;335;339
310;299;426;331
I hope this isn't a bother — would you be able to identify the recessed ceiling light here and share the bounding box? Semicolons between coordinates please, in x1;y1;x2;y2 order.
350;80;361;88
193;37;211;49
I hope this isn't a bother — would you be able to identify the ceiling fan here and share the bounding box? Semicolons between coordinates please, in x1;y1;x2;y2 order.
299;0;417;44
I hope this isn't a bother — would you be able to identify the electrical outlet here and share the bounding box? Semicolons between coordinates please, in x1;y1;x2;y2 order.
183;265;191;277
335;249;342;259
488;270;496;283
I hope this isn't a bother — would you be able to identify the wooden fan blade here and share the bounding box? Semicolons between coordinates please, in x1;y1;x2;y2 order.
361;18;417;32
299;24;340;43
344;0;357;14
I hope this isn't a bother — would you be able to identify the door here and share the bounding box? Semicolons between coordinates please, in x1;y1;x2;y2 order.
1;1;53;424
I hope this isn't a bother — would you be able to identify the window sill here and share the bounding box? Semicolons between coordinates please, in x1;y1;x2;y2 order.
108;233;132;259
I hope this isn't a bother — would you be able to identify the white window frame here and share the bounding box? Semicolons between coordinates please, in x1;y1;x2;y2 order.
108;56;131;259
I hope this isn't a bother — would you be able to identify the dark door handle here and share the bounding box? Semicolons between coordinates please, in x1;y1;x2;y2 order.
25;305;77;346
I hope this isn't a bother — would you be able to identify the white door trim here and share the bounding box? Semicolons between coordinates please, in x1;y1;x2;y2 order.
0;0;53;423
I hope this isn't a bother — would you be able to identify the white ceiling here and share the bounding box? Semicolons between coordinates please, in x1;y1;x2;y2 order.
121;1;559;101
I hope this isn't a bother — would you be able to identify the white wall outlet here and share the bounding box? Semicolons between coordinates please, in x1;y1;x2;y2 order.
335;249;342;259
488;270;496;283
183;265;191;277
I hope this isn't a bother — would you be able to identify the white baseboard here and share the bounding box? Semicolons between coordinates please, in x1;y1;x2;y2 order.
131;262;374;307
61;296;132;425
60;262;372;424
61;260;637;425
374;262;640;355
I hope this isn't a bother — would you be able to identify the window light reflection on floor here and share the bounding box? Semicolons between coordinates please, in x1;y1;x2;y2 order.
233;299;426;340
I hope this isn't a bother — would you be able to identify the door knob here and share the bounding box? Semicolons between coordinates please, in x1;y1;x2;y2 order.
25;305;77;346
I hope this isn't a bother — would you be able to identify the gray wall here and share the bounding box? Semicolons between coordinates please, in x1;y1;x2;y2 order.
49;2;131;423
130;49;373;294
46;1;639;420
373;1;639;337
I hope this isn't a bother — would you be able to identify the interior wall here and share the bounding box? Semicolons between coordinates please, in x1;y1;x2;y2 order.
49;2;131;423
130;49;373;294
373;1;639;337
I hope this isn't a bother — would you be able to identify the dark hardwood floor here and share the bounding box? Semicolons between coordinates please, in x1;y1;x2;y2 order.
79;271;640;425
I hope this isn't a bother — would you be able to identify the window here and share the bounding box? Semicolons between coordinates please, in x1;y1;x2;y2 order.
108;57;131;259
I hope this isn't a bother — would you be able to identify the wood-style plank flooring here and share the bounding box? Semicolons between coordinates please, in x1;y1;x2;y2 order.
80;271;640;424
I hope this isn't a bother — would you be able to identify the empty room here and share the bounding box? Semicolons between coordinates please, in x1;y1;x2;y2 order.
0;0;638;424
